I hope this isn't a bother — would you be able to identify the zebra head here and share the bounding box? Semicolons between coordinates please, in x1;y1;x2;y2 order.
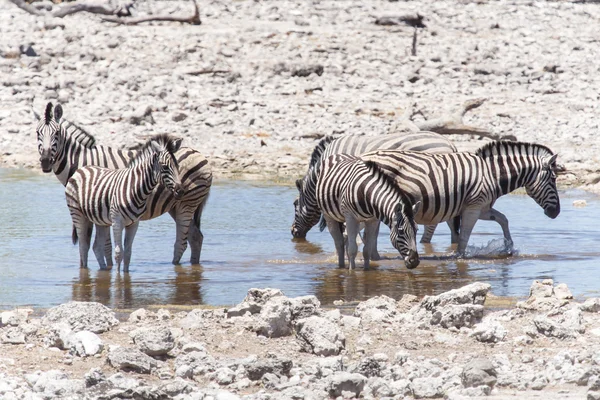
148;135;185;199
391;200;421;269
526;153;560;219
36;102;63;173
291;177;321;238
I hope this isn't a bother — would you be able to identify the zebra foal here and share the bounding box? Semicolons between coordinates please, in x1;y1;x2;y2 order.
65;134;183;272
361;141;560;255
316;153;420;269
36;102;212;265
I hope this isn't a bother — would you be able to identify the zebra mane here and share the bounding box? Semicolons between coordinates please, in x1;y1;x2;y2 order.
309;136;336;169
127;134;180;168
476;140;554;159
62;121;97;148
363;160;414;218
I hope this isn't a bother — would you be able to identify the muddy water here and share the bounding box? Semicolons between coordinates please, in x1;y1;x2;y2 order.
1;169;599;310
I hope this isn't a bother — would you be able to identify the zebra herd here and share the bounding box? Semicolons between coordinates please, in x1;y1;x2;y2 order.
35;102;560;272
292;132;561;269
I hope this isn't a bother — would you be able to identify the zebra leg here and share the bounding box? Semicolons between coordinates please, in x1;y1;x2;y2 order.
188;203;206;264
169;209;192;265
123;222;140;273
456;209;482;256
449;215;461;244
420;225;437;244
362;220;379;268
112;216;125;271
345;217;360;270
104;232;113;268
326;218;346;268
369;222;382;261
76;220;93;269
92;226;109;270
479;208;513;248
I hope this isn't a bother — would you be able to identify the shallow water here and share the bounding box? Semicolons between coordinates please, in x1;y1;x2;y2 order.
0;168;599;310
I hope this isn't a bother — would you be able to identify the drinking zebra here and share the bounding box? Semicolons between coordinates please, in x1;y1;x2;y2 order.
65;134;183;271
316;153;420;269
35;102;212;265
360;141;560;255
291;132;459;258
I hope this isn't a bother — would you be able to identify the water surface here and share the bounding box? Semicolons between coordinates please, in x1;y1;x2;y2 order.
0;169;599;310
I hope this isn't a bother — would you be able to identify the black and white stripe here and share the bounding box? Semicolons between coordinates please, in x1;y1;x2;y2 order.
316;153;420;269
292;132;457;251
65;135;182;272
36;102;212;265
360;141;560;255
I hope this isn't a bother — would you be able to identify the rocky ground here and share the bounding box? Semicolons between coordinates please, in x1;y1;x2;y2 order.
1;0;600;191
1;280;600;399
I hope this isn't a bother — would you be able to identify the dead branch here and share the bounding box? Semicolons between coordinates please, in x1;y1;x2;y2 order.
411;28;417;56
101;0;200;25
52;2;122;18
185;69;231;76
7;0;45;16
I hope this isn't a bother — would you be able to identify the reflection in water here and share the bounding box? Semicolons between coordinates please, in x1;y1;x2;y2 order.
169;264;204;306
292;238;324;256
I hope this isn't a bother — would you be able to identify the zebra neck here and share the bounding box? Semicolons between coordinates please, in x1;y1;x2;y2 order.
128;157;160;204
486;156;540;196
371;185;404;228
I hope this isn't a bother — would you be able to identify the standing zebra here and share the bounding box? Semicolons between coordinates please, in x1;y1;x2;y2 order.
292;132;459;257
316;153;420;269
35;102;212;265
360;141;560;255
65;134;183;272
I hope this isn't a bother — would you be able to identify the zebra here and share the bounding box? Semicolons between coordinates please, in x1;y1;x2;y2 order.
316;153;420;269
65;134;183;272
291;132;459;257
35;102;212;265
360;140;560;255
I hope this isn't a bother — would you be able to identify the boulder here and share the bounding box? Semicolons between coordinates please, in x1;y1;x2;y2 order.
290;295;321;320
107;346;160;374
354;295;398;323
529;279;554;298
581;299;600;313
420;283;491;310
227;288;284;318
461;358;497;388
42;302;118;333
430;304;485;329
0;327;25;344
130;326;175;356
555;283;574;300
174;350;216;378
1;309;32;327
69;331;103;357
254;297;293;338
470;321;507;343
328;372;367;397
246;358;292;381
412;377;444;398
295;316;345;356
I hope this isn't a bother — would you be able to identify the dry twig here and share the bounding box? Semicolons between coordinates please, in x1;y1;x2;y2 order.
101;1;200;25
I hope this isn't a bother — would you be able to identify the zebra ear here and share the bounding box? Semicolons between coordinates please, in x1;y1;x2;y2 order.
412;201;421;216
295;179;303;191
150;140;163;154
44;102;53;122
170;137;183;153
54;104;63;123
545;154;558;170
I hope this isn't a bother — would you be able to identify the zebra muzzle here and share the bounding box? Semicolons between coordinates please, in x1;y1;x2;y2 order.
544;205;560;219
39;156;53;173
404;250;420;269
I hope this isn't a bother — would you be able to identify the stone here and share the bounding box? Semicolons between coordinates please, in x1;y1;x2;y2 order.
128;308;148;323
291;64;324;77
290;295;321;319
420;282;491;310
131;325;175;356
246;358;292;381
589;391;600;400
172;112;188;122
123;105;154;125
1;309;31;326
84;368;105;387
529;280;554;298
295;316;345;356
533;314;580;339
581;299;600;313
461;358;497;388
227;288;284;317
254;296;293;338
573;199;587;207
562;308;586;334
555;283;574;299
19;45;37;57
328;372;367;397
430;304;485;329
69;331;103;357
42;302;119;333
470;321;507;343
215;367;236;385
354;357;382;378
174;350;216;378
107;346;159;374
354;295;398;323
0;327;25;344
412;377;444;398
29;370;85;398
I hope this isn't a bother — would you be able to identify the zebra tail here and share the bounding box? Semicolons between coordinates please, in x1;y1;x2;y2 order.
193;195;209;228
318;214;327;232
72;225;78;245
